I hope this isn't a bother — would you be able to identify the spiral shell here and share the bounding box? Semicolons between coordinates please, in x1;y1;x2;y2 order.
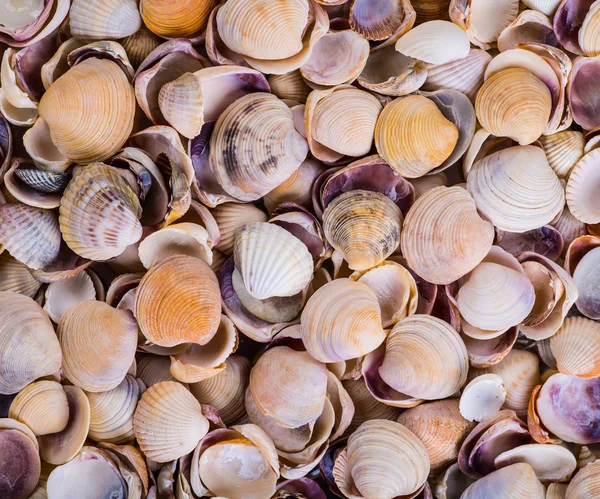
9;381;69;436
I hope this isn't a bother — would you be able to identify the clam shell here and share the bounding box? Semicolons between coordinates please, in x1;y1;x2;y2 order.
0;418;41;498
566;461;600;498
566;55;600;131
461;463;545;499
233;222;313;300
0;252;41;298
136;354;184;388
579;0;600;56
140;0;217;38
38;58;135;163
0;292;62;395
467;145;564;232
59;300;138;392
496;226;563;262
59;164;142;261
461;327;518;369
70;0;141;40
133;381;209;462
158;72;204;140
212;202;268;255
522;0;562;16
539;130;585;179
551;206;587;255
401;186;494;285
268;70;312;104
494;443;576;482
566;148;600;224
43;270;97;323
121;25;161;69
210;92;308;201
459;374;506;422
475;67;552;145
343;378;402;434
135;254;221;347
9;380;69;436
375;95;458;178
349;0;416;41
87;375;145;444
497;10;557;52
301;278;385;363
550;316;600;378
572;246;600;319
413;0;451;24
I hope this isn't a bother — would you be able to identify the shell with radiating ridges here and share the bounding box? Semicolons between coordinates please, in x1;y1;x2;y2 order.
550;316;600;378
212;203;267;255
69;0;141;40
461;463;545;499
349;0;415;41
141;0;217;37
9;381;69;436
343;378;402;434
0;252;41;298
566;461;600;498
566;148;600;224
539;130;585;179
158;72;204;140
268;70;312;103
579;1;600;57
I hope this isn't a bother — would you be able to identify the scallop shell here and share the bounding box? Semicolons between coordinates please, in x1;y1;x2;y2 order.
323;190;402;271
268;70;312;103
8;381;69;436
43;270;97;323
0;252;41;298
349;0;416;41
566;148;600;224
0;292;62;395
233;222;313;300
539;130;585;179
135;255;221;347
461;463;545;499
375;95;459;178
401;186;494;285
136;354;184;388
59;164;142;261
211;203;267;255
550;316;600;378
59;300;138;393
475;68;552;145
140;0;217;38
38;58;135;163
302;278;385;364
467;145;564;232
70;0;141;40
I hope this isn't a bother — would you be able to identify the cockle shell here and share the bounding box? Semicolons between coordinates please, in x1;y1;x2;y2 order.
550;316;600;378
539;130;585;178
566;148;600;224
343;379;402;434
349;0;415;41
579;0;600;57
136;354;183;388
264;159;325;213
140;0;217;38
121;26;161;68
69;0;141;40
211;202;268;255
268;70;312;104
0;418;40;498
0;252;41;298
4;160;68;209
461;463;545;499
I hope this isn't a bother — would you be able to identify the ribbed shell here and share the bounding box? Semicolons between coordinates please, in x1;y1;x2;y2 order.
69;0;141;40
38;59;135;163
141;0;217;37
379;315;468;400
212;202;268;255
9;381;69;436
566;461;600;499
579;1;600;56
343;379;401;434
59;164;142;261
350;0;416;40
136;354;182;388
475;68;552;145
135;255;221;347
551;316;600;378
264;159;324;213
539;130;585;179
0;204;61;270
120;26;161;69
0;292;62;395
233;222;313;300
467;145;564;232
461;463;545;499
375;95;458;178
158;72;204;139
13;169;69;193
0;252;42;298
210;92;308;201
268;70;312;104
133;381;209;462
521;0;561;16
551;206;587;252
566;149;600;224
401;186;494;285
87;375;144;444
300;278;386;363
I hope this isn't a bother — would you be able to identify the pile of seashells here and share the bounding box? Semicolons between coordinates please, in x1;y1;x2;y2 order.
2;0;600;497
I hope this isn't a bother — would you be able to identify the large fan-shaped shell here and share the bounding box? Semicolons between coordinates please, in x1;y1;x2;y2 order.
461;463;545;499
141;0;217;38
70;0;141;40
550;316;600;378
579;1;600;56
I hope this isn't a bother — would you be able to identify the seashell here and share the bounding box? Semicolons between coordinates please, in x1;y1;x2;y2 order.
566;461;600;498
349;0;415;42
0;0;69;47
567;55;600;131
190;355;250;426
135;255;221;347
136;354;184;388
566;149;600;224
268;70;312;104
306;85;382;162
522;0;562;16
459;374;506;422
333;420;430;499
564;235;600;275
300;30;369;87
210;92;308;201
0;252;41;298
433;462;475;499
38;58;135;163
461;326;518;369
97;442;149;498
275;478;327;499
211;202;268;255
87;375;144;444
449;0;520;49
43;270;97;323
496;226;563;262
539;130;585;179
12;167;68;197
0;203;61;270
397;398;475;473
494;443;576;482
22;118;68;174
550;316;600;378
140;0;217;38
38;385;91;465
497;10;557;52
0;292;62;395
375;94;458;178
547;483;568;499
401;186;494;285
134;381;209;462
121;25;161;68
579;1;600;57
0;48;38;127
413;0;451;24
461;463;545;499
467;146;564;232
59;300;138;392
301;278;385;363
0;418;41;498
69;0;141;40
551;205;587;255
157;72;204;140
233;222;313;300
323;190;402;271
9;380;69;436
475;68;552;145
343;378;402;434
572;246;600;319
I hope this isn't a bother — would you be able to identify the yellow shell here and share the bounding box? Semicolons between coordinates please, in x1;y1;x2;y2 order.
9;381;69;436
140;0;217;37
268;70;312;103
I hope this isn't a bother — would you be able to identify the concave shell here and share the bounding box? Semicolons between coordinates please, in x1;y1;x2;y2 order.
401;186;494;285
572;246;600;319
433;462;475;499
323;190;402;271
59;300;138;392
397;398;475;473
494;443;576;482
4;160;68;209
375;94;458;178
43;270;97;323
462;327;518;369
135;254;221;347
190;355;250;426
459;374;507;422
579;0;600;56
495;226;563;262
0;418;40;499
87;375;144;444
539;130;585;179
461;463;545;499
141;0;217;38
566;148;600;224
567;55;600;131
566;461;600;498
38;58;135;163
395;20;470;65
305;85;382;162
552;205;587;253
550;316;600;377
59;164;142;261
0;252;41;298
210;92;308;201
349;0;416;41
0;203;61;270
211;202;268;255
0;292;62;395
343;378;402;434
475;67;551;145
133;381;209;462
300;278;385;363
333;420;430;499
497;10;557;52
70;0;141;40
20;116;70;174
379;314;468;400
467;145;564;232
8;380;69;436
136;354;183;388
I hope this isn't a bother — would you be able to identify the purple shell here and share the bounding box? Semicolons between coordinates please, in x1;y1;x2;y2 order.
553;0;596;54
318;437;347;499
568;55;600;131
0;114;13;183
275;478;328;499
13;36;55;101
495;226;564;262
